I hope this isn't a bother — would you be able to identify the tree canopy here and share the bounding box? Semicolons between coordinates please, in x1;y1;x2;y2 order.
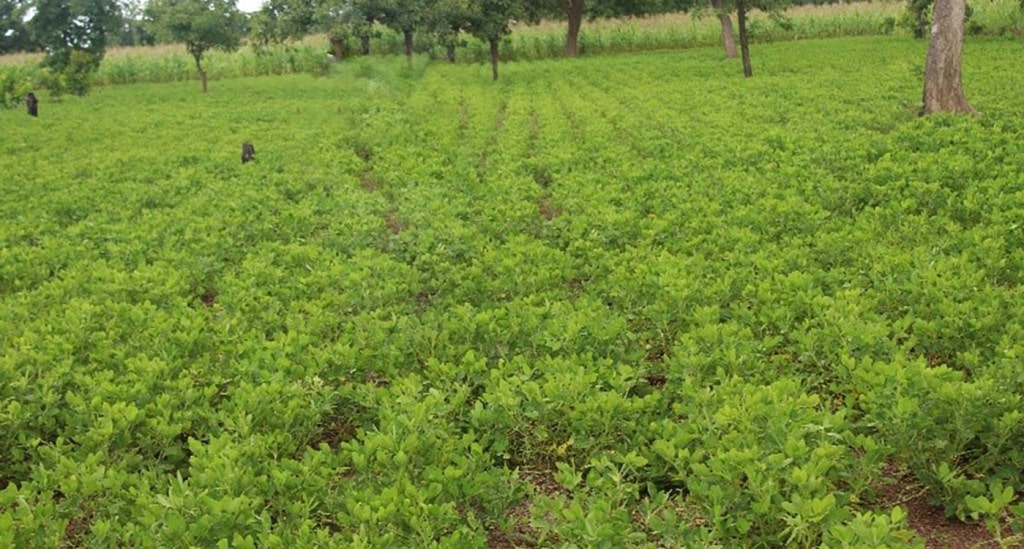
28;0;119;71
0;0;33;54
465;0;523;79
147;0;246;91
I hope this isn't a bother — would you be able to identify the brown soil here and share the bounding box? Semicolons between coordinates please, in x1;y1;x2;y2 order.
645;373;667;389
486;496;536;549
538;197;559;221
532;168;553;189
308;414;357;450
61;513;92;548
486;468;569;548
199;289;217;307
360;169;380;191
385;211;405;234
877;466;999;548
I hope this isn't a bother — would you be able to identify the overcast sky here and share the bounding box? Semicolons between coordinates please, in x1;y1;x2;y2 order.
237;0;264;13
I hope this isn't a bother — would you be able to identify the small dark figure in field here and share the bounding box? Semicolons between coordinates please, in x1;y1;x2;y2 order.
241;142;255;163
26;93;38;117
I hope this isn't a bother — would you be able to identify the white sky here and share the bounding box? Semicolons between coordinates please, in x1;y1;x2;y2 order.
236;0;265;13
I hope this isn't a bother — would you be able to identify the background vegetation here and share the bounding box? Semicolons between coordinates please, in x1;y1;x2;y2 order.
2;0;1023;98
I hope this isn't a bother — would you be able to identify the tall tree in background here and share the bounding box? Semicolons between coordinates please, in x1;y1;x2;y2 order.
28;0;118;69
564;0;584;57
424;0;471;63
709;0;736;57
736;0;750;75
317;0;380;57
250;0;319;48
921;0;974;114
27;0;119;93
148;0;245;92
525;0;689;58
112;0;156;47
0;0;33;53
719;0;789;76
466;0;522;79
376;0;427;61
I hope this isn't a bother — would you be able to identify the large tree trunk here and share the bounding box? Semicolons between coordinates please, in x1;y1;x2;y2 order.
737;1;752;77
403;29;414;61
710;0;737;58
565;0;584;57
922;0;975;114
489;37;499;81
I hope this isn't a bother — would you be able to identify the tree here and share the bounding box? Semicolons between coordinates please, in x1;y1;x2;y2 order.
147;0;245;92
465;0;521;79
719;0;789;77
26;0;119;94
521;0;585;57
112;0;156;47
28;0;118;70
424;0;471;63
921;0;975;114
735;0;750;76
709;0;736;58
316;0;379;58
525;0;688;58
249;0;318;48
374;0;428;61
0;0;34;54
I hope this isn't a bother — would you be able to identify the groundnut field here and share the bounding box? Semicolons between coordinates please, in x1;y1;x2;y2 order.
2;35;1024;547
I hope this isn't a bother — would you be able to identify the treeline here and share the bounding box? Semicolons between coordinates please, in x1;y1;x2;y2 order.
1;0;1020;104
0;0;155;55
0;0;867;88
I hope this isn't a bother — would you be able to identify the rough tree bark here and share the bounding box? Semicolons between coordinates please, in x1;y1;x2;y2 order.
489;38;500;81
922;0;975;114
565;0;584;57
737;0;752;77
710;0;737;58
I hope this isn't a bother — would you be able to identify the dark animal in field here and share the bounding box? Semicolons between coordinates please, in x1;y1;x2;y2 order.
242;142;255;163
26;93;38;117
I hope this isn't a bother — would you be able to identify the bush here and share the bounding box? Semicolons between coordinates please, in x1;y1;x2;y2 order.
0;64;41;109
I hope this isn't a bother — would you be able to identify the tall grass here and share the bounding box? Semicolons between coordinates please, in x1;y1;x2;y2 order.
95;44;332;85
968;0;1024;34
347;2;907;62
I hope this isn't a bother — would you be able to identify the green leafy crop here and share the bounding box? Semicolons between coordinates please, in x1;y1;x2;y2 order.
2;36;1023;546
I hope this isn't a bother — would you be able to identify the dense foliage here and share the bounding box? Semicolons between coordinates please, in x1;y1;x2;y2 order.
0;0;154;55
2;36;1024;546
